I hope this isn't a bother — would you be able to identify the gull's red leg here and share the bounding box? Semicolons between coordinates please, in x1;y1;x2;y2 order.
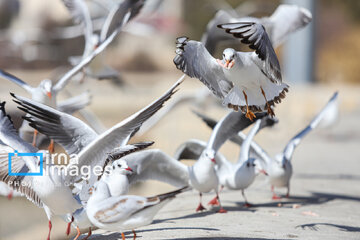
83;228;92;240
271;185;281;200
73;226;81;240
196;193;206;212
47;220;52;240
66;216;74;236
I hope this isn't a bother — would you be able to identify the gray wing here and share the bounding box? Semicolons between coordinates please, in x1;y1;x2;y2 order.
52;10;130;93
57;91;92;114
201;9;259;55
102;141;155;175
62;0;94;58
173;139;230;179
194;110;276;164
262;4;312;48
0;101;37;154
283;92;338;161
0;145;43;207
218;22;282;84
124;149;189;188
100;0;145;41
201;10;238;55
69;76;183;186
199;110;267;152
0;69;34;93
173;37;233;99
12;94;98;155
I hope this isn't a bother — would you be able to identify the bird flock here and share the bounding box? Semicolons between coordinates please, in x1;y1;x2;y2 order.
0;1;338;240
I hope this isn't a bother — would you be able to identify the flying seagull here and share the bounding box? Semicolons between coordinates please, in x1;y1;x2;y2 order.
174;21;289;120
202;4;313;55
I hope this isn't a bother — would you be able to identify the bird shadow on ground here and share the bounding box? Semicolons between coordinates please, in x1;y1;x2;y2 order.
296;223;360;232
238;191;360;209
153;207;255;224
168;237;290;240
88;227;220;240
295;173;360;181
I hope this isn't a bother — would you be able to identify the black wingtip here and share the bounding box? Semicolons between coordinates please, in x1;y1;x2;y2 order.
0;101;5;114
176;36;189;44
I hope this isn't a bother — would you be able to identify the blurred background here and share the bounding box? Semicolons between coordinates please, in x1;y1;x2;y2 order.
0;0;359;239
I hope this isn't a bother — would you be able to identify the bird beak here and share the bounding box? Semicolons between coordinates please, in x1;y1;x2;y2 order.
259;170;268;176
125;167;133;172
47;92;52;99
224;60;235;69
211;158;216;164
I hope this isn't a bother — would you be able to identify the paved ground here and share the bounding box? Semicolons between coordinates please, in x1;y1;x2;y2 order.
0;71;359;240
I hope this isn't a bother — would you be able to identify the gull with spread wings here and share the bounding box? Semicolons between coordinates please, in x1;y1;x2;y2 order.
174;22;290;120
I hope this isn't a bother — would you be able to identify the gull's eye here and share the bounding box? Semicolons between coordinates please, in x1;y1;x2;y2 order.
223;54;225;57
118;164;121;168
246;162;250;167
113;165;115;170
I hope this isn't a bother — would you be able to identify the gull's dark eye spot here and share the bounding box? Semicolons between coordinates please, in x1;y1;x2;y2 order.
246;162;250;167
113;165;115;170
118;164;121;168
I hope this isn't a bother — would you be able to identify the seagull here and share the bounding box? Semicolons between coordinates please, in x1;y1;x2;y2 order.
175;115;271;207
201;4;313;55
62;0;146;83
197;92;339;199
174;21;290;120
172;111;267;212
0;102;156;240
87;180;188;240
0;68;91;151
0;101;81;240
12;76;184;206
66;142;156;240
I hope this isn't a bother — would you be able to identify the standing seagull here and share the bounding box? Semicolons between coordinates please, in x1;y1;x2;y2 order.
174;21;289;120
87;180;188;240
175;117;269;207
197;92;339;199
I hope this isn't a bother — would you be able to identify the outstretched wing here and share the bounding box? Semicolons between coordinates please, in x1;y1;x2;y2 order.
57;91;92;114
218;22;281;84
173;37;233;99
62;0;94;58
124;149;189;188
71;76;183;187
263;4;312;48
12;94;98;156
194;111;275;165
283;92;339;161
100;0;145;41
0;70;34;94
0;145;43;207
0;101;37;156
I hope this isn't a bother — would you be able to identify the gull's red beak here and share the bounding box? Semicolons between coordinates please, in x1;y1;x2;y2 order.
47;92;52;99
228;60;235;69
259;170;268;176
125;167;133;172
211;158;216;164
225;60;230;68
